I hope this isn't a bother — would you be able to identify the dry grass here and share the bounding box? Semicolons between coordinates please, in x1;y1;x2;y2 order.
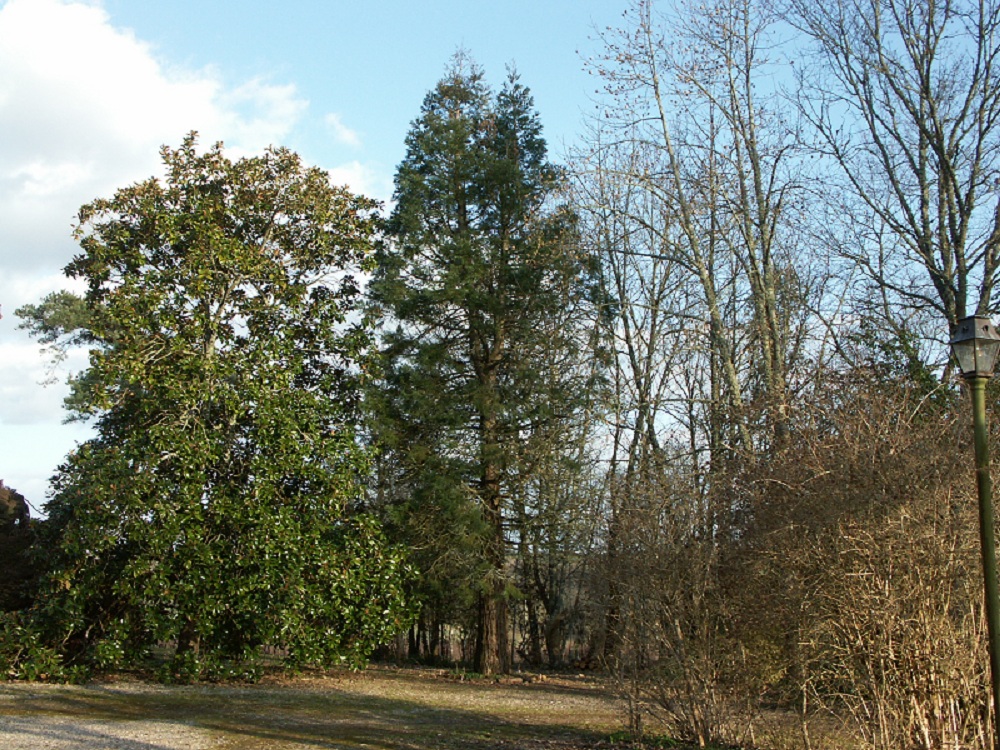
0;665;628;749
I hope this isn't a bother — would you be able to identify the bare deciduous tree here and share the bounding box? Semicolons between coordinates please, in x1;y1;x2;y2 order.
786;0;1000;326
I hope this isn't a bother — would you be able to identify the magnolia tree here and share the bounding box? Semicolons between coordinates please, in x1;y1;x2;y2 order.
7;135;413;680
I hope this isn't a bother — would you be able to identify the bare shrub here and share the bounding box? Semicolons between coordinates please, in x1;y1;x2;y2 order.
804;493;989;750
732;376;993;750
608;467;759;747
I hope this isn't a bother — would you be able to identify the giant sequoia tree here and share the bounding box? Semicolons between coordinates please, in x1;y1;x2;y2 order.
370;57;595;675
13;136;412;678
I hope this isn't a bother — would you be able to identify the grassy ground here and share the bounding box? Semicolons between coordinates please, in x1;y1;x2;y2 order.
0;665;643;749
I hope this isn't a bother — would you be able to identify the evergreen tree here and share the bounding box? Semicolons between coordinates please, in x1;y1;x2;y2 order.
369;55;597;674
10;136;412;679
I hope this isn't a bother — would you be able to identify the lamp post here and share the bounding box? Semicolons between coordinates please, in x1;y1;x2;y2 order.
951;315;1000;747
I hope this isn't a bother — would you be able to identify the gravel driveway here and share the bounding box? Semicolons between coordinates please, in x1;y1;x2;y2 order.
0;682;214;749
0;715;210;749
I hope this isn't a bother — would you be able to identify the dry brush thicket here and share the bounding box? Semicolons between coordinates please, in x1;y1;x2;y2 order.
604;378;994;750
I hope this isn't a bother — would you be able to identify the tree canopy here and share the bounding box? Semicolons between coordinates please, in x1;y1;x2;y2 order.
369;55;598;675
9;135;412;679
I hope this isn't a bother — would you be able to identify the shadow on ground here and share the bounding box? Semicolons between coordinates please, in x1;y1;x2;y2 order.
0;668;621;749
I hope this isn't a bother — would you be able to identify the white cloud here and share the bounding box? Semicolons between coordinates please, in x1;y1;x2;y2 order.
0;341;78;425
0;0;310;498
219;79;309;158
0;422;94;509
7;161;94;198
0;0;309;274
328;160;394;205
325;112;363;149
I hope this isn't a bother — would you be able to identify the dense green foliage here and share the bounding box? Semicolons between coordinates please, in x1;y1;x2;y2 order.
369;56;598;674
8;136;412;680
0;482;37;615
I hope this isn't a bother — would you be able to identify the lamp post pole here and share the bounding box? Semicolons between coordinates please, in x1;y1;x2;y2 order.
951;315;1000;748
970;375;1000;748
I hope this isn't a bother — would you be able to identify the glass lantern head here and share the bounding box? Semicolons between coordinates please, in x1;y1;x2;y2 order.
950;315;1000;379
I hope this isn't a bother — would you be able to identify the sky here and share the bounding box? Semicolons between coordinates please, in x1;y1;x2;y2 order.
0;0;627;513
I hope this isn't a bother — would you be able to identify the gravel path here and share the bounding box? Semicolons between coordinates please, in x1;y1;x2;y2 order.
0;715;209;749
0;682;214;749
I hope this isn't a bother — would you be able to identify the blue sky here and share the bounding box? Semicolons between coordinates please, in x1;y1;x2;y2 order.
102;0;624;188
0;0;627;511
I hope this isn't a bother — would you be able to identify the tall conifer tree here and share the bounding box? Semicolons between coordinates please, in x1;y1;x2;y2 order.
370;54;594;674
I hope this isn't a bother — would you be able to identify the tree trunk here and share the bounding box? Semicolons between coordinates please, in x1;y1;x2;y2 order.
176;619;200;661
471;309;509;675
